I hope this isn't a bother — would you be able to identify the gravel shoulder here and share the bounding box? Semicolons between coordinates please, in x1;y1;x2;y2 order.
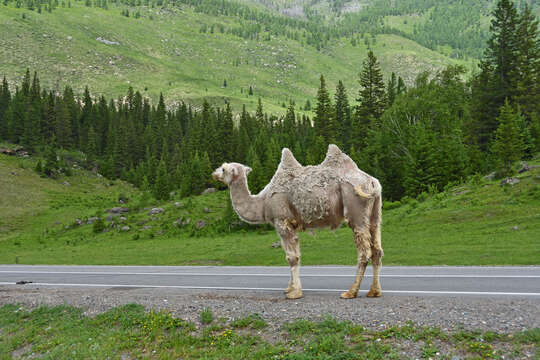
1;285;538;333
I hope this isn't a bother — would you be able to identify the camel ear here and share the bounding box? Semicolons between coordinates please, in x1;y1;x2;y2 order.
231;166;238;177
244;166;252;176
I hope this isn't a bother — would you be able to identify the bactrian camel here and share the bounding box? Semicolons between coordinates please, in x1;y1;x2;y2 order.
212;144;383;299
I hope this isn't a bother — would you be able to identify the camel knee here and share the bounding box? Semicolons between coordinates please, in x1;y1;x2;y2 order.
371;247;384;264
286;255;299;267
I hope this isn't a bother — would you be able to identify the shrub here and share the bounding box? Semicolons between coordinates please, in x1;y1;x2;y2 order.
92;218;105;233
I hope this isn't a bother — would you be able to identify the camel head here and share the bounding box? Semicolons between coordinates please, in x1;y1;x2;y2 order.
212;163;252;185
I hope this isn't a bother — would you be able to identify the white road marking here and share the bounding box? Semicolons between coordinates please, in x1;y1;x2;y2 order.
1;282;539;296
0;271;539;278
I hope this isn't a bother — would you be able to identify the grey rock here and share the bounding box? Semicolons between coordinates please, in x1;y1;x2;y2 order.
512;226;519;231
500;177;520;186
203;207;211;213
202;188;217;195
63;181;70;186
96;37;120;45
87;217;98;224
174;202;184;208
148;207;164;215
142;225;152;230
121;226;130;232
271;242;281;248
518;162;530;174
74;219;83;226
109;207;129;214
483;172;496;181
106;214;120;222
119;216;127;222
196;220;206;229
67;36;72;40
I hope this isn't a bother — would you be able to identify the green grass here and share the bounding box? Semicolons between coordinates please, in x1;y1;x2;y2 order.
0;0;470;113
1;152;539;266
0;304;537;359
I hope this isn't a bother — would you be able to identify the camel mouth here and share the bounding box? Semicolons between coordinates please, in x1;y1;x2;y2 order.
211;172;221;182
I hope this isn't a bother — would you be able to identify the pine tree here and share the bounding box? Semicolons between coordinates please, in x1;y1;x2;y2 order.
356;50;386;124
491;100;525;177
44;136;59;177
0;76;11;139
282;102;296;145
86;125;97;169
515;5;540;117
153;158;170;200
334;80;351;150
387;72;397;106
313;75;333;143
246;146;264;193
396;76;406;95
403;127;437;197
471;0;521;149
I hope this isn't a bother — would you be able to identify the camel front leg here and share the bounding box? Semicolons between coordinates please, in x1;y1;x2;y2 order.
341;227;371;299
276;220;302;299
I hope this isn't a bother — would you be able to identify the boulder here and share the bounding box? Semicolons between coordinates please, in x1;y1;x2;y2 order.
148;207;164;215
196;220;206;229
174;202;184;208
518;162;530;174
87;217;98;224
500;177;520;186
202;188;217;195
142;225;153;230
121;226;130;232
108;207;129;214
483;172;496;181
74;219;83;226
271;242;281;248
106;214;120;222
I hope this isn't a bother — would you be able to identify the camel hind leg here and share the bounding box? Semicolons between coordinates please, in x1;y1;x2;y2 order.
341;225;372;299
367;194;383;297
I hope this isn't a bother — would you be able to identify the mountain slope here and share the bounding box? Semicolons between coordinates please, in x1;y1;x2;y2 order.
0;0;470;112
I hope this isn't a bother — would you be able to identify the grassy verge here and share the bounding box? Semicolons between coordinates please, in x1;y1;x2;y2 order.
0;304;538;359
1;153;539;266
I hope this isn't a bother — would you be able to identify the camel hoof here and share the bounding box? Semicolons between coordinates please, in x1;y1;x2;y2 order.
340;291;357;299
286;290;303;299
284;287;293;294
366;289;382;298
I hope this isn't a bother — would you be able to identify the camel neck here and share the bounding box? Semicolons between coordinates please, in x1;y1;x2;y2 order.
229;175;265;224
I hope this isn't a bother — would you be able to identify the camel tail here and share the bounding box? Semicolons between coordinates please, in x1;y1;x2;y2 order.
354;179;381;199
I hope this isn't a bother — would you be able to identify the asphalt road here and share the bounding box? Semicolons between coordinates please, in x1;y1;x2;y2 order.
1;265;539;298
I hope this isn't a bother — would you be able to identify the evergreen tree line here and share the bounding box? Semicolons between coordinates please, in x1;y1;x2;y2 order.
0;1;538;202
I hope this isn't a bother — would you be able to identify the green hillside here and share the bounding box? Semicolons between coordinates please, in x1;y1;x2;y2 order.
1;150;539;266
0;0;472;112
